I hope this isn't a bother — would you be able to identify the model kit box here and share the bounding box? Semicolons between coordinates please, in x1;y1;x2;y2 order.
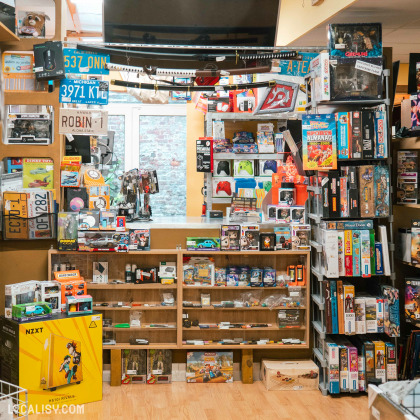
261;360;319;391
220;225;240;250
328;23;382;58
5;281;41;318
147;350;172;384
240;225;259;251
186;352;233;383
186;237;221;251
0;313;102;413
122;349;147;384
129;229;151;251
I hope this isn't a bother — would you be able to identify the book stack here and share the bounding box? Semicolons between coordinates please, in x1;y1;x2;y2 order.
314;220;391;278
325;336;397;394
322;282;399;337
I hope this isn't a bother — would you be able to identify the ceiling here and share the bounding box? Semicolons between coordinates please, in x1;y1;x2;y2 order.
292;0;420;63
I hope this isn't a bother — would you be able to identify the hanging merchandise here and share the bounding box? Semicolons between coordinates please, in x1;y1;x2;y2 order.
254;81;299;115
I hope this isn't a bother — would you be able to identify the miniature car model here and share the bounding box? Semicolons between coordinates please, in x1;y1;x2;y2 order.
198;240;217;249
26;305;45;316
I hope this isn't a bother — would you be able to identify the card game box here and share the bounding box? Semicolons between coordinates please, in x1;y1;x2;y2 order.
328;23;382;58
186;352;233;383
329;58;383;101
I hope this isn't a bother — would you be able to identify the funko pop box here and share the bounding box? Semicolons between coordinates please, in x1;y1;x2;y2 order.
0;312;102;413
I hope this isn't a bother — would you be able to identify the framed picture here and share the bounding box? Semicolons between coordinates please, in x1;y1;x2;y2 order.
408;53;420;94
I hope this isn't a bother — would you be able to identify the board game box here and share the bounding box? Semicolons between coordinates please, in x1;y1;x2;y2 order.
302;114;337;171
186;352;233;383
406;278;420;323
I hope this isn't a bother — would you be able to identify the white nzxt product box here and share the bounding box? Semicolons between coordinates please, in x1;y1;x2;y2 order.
5;280;41;318
310;52;330;103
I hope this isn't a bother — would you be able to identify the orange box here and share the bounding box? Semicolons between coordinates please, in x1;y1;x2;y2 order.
54;271;86;311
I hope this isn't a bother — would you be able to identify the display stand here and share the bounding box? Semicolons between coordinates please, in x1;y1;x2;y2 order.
305;68;397;395
48;248;310;385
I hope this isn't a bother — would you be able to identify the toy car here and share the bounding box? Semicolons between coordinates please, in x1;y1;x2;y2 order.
198;240;217;249
26;305;45;316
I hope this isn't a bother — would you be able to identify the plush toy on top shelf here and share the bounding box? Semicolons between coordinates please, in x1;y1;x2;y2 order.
18;12;50;38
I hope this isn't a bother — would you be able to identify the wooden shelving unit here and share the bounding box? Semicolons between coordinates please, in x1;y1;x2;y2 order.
0;22;19;42
49;248;310;385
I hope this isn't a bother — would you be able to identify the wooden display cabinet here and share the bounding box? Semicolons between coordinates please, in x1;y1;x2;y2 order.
49;248;310;385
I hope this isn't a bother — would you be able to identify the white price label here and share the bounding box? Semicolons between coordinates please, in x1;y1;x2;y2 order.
355;60;383;76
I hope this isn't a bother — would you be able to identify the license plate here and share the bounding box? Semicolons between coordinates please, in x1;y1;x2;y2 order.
59;79;109;105
63;48;110;75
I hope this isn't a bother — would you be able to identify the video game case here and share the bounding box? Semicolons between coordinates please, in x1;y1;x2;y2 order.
340;177;349;217
323;280;332;334
351;111;362;159
362;111;375;159
385;342;397;381
344;230;353;276
338;344;349;392
370;230;376;276
376;298;384;333
352;231;361;277
374;165;390;217
373;341;386;384
374;111;388;159
354;297;366;334
375;242;384;275
343;283;355;335
358;355;366;392
348;345;359;393
328;171;340;218
337;280;345;334
330;281;339;334
382;285;400;338
365;296;377;333
361;230;371;278
337;231;345;277
359;166;374;218
325;338;340;394
337;112;350;159
363;339;375;384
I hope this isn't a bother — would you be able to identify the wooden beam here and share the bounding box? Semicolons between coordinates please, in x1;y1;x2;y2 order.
241;349;253;384
110;349;122;386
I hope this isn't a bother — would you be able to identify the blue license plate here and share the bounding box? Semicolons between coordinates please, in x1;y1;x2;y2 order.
59;79;109;105
63;48;109;75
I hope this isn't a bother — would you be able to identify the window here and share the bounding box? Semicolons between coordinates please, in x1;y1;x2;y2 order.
106;102;187;217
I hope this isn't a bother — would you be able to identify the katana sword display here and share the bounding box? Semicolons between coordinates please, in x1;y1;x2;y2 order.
111;79;279;91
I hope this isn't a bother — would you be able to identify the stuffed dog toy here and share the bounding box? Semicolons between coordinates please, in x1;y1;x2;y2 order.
19;12;50;38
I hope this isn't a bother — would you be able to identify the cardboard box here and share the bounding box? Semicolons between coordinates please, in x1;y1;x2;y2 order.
261;360;319;391
359;165;374;218
0;313;102;414
186;352;233;383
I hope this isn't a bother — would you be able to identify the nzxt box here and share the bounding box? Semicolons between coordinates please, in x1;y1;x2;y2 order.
34;41;65;81
329;58;383;101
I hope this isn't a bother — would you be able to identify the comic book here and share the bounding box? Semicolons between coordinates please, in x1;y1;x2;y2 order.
302;114;337;170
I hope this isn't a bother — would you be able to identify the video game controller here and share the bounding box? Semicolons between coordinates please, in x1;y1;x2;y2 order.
263;160;277;174
217;161;230;176
237;160;253;175
216;181;232;196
